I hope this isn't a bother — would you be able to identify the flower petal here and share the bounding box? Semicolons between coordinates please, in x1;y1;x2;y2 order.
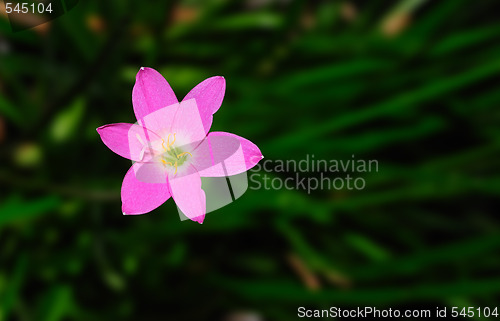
169;99;207;151
168;165;206;223
141;103;179;137
133;161;168;184
97;123;161;162
132;67;178;122
183;76;225;134
194;132;263;177
122;163;171;215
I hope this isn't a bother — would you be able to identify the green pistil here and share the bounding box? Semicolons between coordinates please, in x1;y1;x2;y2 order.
163;147;189;166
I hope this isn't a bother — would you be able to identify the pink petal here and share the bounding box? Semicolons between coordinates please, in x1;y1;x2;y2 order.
194;132;263;177
97;123;161;162
170;99;207;150
168;165;206;223
132;161;168;184
182;76;225;134
122;163;171;215
140;102;179;137
132;67;178;123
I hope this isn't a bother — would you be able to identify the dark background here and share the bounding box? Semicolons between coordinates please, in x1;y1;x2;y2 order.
1;0;500;320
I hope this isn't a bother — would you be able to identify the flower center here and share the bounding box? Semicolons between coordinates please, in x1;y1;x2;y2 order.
160;133;192;174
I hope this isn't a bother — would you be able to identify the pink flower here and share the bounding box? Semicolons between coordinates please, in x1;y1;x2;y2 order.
97;67;263;223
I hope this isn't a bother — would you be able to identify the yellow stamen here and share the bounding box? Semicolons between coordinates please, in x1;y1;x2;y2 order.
168;133;176;148
176;151;192;158
166;134;171;151
162;133;177;152
160;159;178;174
159;133;184;175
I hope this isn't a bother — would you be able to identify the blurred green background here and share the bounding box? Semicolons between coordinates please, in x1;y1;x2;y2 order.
1;0;500;320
